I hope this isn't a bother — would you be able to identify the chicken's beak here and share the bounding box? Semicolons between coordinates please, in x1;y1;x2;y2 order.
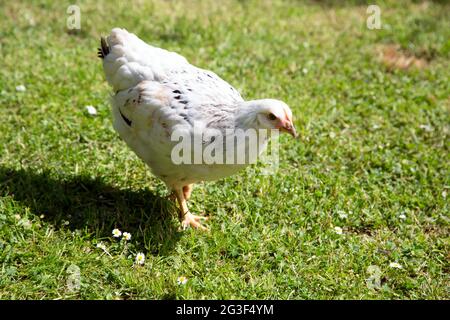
280;122;298;138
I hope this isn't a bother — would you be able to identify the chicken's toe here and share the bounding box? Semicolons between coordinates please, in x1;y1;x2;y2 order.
181;212;208;231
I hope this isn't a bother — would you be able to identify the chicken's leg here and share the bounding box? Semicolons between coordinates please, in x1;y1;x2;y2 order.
174;188;208;231
183;184;193;200
168;184;192;202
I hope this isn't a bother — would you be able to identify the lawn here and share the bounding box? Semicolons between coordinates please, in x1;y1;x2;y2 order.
0;0;449;299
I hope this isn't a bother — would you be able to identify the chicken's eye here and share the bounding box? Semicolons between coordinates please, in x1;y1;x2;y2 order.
267;113;277;121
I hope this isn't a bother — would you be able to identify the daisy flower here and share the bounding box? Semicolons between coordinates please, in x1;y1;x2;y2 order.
96;242;112;257
16;85;26;92
334;226;343;235
112;228;122;238
97;242;106;250
122;232;131;241
389;262;403;269
96;242;106;250
337;211;348;219
85;105;97;115
177;276;188;285
135;252;145;265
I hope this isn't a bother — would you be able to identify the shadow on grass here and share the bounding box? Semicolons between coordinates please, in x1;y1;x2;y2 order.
0;166;182;255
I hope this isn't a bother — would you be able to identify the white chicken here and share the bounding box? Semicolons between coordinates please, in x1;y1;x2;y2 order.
98;28;297;230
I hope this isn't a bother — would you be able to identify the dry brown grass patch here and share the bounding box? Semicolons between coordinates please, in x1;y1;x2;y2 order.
378;45;429;71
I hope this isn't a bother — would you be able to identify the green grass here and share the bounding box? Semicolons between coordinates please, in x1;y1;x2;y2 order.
0;0;449;299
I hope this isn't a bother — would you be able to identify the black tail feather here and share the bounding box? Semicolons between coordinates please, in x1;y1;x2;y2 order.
98;36;110;59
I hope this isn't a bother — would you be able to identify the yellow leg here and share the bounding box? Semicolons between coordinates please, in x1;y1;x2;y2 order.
183;184;193;201
174;188;208;231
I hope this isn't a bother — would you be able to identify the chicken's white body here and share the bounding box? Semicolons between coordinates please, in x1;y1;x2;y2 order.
101;28;272;189
100;28;296;229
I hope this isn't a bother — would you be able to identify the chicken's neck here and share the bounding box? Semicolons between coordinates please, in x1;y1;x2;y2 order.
234;100;262;131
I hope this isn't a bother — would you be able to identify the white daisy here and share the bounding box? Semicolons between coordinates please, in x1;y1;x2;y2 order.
85;105;97;115
419;124;433;132
135;252;145;265
399;214;406;220
122;232;131;241
389;262;403;269
177;276;188;285
112;228;122;238
337;210;348;219
96;242;106;250
96;242;112;257
16;85;26;92
334;226;343;235
20;219;32;229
